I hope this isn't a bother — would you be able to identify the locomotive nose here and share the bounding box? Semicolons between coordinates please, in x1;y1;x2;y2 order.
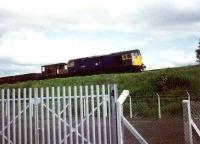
132;54;143;66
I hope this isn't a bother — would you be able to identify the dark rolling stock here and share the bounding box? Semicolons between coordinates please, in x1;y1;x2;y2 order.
14;73;42;83
68;50;144;75
41;63;68;78
0;73;42;84
0;76;14;84
0;49;145;84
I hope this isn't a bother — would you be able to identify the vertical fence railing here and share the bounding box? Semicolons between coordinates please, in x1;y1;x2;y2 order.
91;85;96;144
23;88;27;144
29;88;33;144
129;96;133;118
7;89;11;144
41;88;45;144
12;89;16;144
18;89;22;144
46;87;50;144
182;100;193;144
85;85;90;144
34;88;39;144
62;86;67;144
68;86;73;144
97;85;102;144
1;89;4;144
110;84;118;144
80;86;84;144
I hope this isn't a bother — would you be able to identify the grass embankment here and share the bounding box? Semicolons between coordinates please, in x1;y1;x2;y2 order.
1;65;199;94
0;65;200;117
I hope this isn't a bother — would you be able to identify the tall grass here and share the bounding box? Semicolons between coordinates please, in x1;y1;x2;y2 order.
0;65;200;95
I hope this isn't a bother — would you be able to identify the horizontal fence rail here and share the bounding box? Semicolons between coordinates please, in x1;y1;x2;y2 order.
0;85;116;144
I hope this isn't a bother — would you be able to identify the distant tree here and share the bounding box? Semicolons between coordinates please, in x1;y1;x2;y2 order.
196;39;200;63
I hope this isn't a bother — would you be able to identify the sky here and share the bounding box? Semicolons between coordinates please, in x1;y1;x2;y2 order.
0;0;200;76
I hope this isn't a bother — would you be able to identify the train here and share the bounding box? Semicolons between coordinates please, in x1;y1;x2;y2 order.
0;49;145;84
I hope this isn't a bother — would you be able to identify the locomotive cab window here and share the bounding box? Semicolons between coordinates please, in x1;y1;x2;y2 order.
127;54;131;59
122;54;132;60
122;54;126;60
134;51;141;56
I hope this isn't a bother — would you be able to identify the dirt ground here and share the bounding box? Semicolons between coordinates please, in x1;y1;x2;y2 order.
124;118;185;144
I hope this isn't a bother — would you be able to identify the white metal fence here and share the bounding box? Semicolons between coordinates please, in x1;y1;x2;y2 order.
182;100;200;144
0;84;148;144
0;85;115;144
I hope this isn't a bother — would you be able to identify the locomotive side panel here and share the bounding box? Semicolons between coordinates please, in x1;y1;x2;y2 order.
68;53;125;75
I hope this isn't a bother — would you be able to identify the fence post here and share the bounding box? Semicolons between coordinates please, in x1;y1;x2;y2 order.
129;96;133;118
156;93;161;119
110;84;118;144
2;89;5;144
182;100;193;144
83;97;86;117
34;88;39;144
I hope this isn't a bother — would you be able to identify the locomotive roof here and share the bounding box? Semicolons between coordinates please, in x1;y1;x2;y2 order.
69;49;140;61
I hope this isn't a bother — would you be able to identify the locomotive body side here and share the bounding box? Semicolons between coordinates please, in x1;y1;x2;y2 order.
68;54;122;75
68;49;145;76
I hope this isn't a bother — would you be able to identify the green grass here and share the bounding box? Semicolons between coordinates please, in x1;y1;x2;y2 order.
1;65;200;95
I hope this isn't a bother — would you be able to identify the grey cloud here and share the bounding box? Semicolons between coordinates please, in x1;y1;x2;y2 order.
1;2;200;35
0;57;40;77
136;4;200;31
0;8;112;35
0;10;20;38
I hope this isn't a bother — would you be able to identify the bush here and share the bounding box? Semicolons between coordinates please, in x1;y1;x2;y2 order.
153;75;191;92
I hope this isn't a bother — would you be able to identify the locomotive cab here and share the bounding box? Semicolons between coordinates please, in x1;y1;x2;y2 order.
121;50;145;71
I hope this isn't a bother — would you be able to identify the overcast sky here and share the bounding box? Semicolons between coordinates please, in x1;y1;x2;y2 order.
0;0;199;76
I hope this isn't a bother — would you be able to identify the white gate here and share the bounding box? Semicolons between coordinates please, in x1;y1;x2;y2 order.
0;85;119;144
0;84;148;144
